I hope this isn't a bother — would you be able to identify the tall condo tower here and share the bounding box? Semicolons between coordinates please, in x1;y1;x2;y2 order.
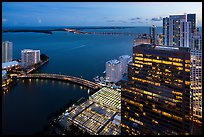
2;41;13;63
163;14;191;47
21;49;41;67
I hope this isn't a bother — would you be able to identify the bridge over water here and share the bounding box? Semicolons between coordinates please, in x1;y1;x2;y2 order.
17;73;102;90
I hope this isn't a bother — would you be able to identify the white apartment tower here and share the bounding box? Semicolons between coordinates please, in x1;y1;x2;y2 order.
21;49;41;67
119;55;132;75
106;59;122;83
2;41;13;63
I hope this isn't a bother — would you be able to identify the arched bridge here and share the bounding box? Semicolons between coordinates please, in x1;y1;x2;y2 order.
17;73;102;90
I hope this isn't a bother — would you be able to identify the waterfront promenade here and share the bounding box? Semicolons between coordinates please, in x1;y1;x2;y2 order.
17;73;102;90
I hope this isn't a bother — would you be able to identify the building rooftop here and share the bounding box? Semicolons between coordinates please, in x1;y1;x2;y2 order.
154;45;179;51
21;49;40;52
2;41;12;44
106;59;121;65
89;87;121;111
2;61;19;69
65;87;121;135
135;44;190;52
119;55;131;59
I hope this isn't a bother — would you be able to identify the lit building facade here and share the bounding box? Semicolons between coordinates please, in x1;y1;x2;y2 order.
119;55;132;75
21;49;41;67
2;41;13;63
134;34;151;47
163;14;191;48
190;49;202;124
189;27;202;124
106;59;122;83
121;44;192;135
149;25;157;45
2;61;19;70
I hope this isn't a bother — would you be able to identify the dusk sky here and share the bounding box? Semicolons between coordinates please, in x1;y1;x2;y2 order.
2;2;202;27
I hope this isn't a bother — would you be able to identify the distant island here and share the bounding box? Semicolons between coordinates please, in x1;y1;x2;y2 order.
2;29;65;34
2;27;136;35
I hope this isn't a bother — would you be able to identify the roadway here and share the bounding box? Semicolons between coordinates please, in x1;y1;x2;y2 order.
17;73;102;90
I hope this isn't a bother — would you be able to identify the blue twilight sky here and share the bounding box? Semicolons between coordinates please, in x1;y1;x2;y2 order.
2;2;202;27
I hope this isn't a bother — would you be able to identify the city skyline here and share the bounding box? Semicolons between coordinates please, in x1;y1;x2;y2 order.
2;2;202;27
2;2;202;135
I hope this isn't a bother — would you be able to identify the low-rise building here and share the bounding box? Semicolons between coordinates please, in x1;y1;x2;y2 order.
2;61;19;70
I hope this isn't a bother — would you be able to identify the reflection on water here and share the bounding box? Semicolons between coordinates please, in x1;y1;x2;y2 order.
2;79;90;135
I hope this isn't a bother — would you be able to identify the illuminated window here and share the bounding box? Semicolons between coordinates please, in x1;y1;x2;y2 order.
185;69;190;72
152;119;159;124
152;59;161;63
173;62;183;66
136;53;143;57
177;67;183;70
173;58;183;62
135;57;143;60
162;61;172;65
177;79;183;83
155;83;160;86
144;58;152;62
185;60;190;63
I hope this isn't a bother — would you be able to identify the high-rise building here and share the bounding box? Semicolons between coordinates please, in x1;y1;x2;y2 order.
119;55;132;75
187;14;196;33
150;25;157;45
163;17;169;46
163;14;191;47
191;29;202;50
134;34;151;47
21;49;41;67
190;49;202;124
189;28;202;124
2;41;13;63
105;59;122;83
121;44;192;135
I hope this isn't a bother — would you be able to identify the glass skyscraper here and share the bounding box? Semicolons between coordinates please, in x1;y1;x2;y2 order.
121;44;192;135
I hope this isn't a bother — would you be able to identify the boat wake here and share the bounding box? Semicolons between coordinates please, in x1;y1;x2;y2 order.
70;45;86;50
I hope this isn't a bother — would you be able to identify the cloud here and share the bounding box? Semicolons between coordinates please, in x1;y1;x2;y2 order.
145;18;149;21
38;19;42;23
138;21;148;24
130;17;141;20
106;20;115;22
2;18;8;24
151;17;162;21
118;20;127;23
